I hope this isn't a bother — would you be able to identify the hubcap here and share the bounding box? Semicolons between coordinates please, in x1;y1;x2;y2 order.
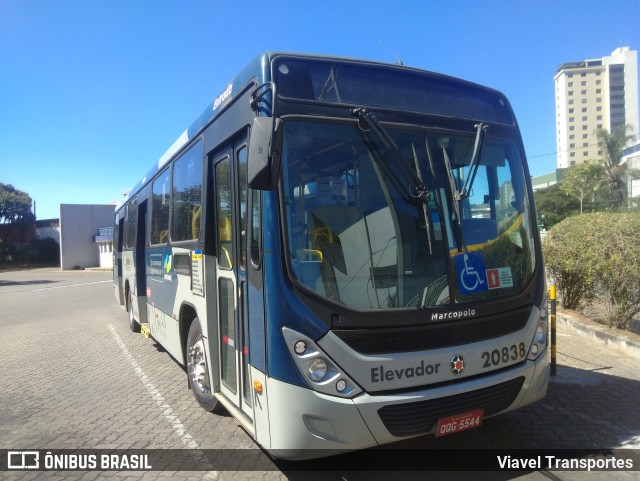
188;336;210;395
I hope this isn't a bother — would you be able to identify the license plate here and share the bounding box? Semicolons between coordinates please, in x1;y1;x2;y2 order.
436;409;484;437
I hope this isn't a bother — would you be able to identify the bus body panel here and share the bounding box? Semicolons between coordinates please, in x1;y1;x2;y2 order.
317;307;541;393
250;366;271;450
351;348;549;444
265;376;378;459
264;346;548;459
261;189;329;386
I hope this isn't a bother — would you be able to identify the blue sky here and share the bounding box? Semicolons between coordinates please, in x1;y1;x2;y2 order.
1;0;639;220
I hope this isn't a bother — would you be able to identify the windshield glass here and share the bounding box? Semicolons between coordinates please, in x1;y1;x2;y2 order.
281;120;535;310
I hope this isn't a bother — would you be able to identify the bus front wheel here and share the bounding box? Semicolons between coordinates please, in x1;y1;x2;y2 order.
126;290;141;333
186;318;219;412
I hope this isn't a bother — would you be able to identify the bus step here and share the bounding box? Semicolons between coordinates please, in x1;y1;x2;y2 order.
140;324;151;339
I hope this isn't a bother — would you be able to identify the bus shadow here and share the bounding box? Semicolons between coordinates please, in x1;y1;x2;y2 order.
0;279;57;287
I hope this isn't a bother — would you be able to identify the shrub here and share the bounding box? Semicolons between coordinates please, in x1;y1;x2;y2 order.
542;215;597;309
543;212;640;329
30;238;60;265
589;213;640;329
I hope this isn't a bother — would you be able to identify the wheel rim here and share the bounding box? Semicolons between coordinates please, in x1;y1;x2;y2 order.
188;335;211;396
129;298;136;329
128;297;135;327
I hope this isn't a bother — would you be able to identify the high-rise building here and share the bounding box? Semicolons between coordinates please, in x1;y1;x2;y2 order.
554;47;638;169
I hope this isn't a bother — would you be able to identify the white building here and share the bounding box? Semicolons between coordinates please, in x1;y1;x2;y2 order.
59;204;115;270
554;47;639;169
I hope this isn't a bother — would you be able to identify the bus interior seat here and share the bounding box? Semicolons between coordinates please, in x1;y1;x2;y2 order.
191;205;201;239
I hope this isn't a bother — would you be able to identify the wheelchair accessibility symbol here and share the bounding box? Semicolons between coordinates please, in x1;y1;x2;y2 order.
454;252;488;295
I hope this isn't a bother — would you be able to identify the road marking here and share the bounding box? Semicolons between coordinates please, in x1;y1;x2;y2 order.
0;279;111;295
109;324;218;479
109;324;200;449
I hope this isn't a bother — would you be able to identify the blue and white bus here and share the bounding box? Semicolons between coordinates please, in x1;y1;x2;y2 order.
113;52;549;459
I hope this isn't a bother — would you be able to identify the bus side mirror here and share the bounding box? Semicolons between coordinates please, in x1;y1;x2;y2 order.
248;117;282;190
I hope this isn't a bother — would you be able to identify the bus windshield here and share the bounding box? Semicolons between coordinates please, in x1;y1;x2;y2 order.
281;120;535;310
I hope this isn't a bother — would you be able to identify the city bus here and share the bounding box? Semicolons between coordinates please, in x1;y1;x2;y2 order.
113;52;549;459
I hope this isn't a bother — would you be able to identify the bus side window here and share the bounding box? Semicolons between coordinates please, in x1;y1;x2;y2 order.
216;156;233;269
151;168;170;245
171;141;203;242
250;190;261;267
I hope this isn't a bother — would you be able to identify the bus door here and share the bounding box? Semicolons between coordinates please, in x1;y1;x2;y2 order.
114;211;125;305
134;200;148;325
214;139;253;419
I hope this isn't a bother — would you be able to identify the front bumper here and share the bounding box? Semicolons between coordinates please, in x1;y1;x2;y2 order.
265;345;549;460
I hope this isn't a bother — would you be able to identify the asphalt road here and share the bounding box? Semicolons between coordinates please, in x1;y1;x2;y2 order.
0;268;638;480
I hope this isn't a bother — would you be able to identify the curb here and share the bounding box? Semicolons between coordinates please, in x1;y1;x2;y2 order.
556;311;640;360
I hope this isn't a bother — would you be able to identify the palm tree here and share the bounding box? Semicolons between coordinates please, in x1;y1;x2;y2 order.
594;124;636;209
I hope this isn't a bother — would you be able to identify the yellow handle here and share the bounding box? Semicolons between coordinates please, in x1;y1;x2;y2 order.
297;249;323;262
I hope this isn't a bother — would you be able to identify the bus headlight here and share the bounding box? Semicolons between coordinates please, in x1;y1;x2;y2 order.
282;327;363;398
528;303;548;361
307;358;328;381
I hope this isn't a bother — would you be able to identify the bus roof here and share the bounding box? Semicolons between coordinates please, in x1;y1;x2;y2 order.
117;52;511;210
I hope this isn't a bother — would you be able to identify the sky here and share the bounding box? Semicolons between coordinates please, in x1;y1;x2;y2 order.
1;0;639;220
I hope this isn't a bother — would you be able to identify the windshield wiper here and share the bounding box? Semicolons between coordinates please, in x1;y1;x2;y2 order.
458;123;488;201
351;108;431;202
318;64;341;102
351;107;433;254
439;122;488;251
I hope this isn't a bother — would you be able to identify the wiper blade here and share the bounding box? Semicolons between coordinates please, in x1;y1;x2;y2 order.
351;107;433;254
440;137;464;250
440;122;489;252
458;122;488;201
318;64;341;102
411;142;433;254
351;107;430;202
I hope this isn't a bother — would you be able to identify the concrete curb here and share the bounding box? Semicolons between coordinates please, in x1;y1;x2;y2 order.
557;311;640;360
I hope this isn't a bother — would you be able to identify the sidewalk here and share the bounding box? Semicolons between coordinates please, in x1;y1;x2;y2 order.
557;308;640;360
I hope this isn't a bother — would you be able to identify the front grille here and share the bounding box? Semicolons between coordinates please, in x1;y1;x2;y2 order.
334;307;530;354
377;376;525;437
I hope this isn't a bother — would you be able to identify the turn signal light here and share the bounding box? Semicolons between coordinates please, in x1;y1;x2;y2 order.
253;380;263;393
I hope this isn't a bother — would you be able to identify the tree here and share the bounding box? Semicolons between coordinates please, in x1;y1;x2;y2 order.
594;125;636;209
560;160;606;213
0;183;36;243
533;183;579;230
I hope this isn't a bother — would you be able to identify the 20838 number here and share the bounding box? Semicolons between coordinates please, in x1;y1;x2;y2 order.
481;343;526;368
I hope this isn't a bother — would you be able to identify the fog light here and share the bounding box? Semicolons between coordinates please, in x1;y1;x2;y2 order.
531;344;539;355
294;340;307;355
307;358;328;381
336;379;347;392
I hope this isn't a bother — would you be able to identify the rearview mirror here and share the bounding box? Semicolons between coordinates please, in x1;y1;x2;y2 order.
248;116;281;190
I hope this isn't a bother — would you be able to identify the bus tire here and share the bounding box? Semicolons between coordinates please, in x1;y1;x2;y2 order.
186;318;219;412
127;291;141;333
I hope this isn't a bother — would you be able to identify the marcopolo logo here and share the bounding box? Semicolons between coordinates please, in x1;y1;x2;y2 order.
431;309;476;321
